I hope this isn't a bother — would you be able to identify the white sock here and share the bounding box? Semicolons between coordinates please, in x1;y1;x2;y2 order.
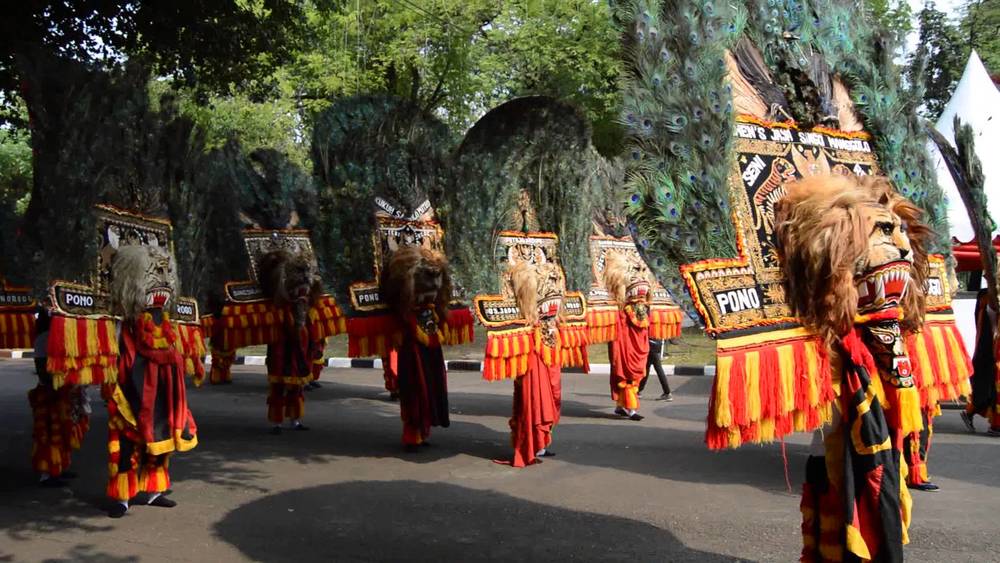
119;501;129;509
39;472;51;482
628;409;637;416
147;492;161;504
536;448;546;456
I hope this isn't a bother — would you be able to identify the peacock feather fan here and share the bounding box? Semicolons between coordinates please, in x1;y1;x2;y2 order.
442;96;603;296
310;95;454;301
616;0;744;317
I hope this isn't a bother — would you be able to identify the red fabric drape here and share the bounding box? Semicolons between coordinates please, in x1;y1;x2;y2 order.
609;310;650;407
510;352;559;468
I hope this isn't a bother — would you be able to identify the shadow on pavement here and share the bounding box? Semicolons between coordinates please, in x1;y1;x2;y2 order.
213;480;749;563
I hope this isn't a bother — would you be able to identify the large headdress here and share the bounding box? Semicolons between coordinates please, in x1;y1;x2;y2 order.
45;205;204;388
614;0;967;450
444;96;603;296
310;95;472;357
311;95;453;302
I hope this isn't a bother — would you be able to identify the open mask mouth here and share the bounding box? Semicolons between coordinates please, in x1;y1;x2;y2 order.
856;260;910;313
537;293;562;319
626;281;650;302
292;284;311;304
145;287;173;309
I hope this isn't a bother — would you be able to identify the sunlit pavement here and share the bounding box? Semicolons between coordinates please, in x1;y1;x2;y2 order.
0;360;996;562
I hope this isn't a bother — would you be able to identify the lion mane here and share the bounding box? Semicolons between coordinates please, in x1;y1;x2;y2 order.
509;260;564;326
774;175;877;342
603;252;652;307
380;245;452;322
109;244;177;321
257;249;323;306
774;174;929;342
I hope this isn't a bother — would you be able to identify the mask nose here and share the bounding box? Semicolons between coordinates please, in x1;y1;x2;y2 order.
899;248;909;260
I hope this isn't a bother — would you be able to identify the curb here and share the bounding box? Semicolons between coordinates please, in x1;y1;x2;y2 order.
230;355;717;376
0;350;716;376
0;350;33;359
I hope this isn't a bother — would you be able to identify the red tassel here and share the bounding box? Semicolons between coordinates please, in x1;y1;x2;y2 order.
793;342;810;413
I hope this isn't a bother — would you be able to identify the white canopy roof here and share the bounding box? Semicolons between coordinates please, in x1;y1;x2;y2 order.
928;51;1000;243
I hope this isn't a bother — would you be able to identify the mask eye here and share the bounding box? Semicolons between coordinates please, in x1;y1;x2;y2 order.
880;223;894;236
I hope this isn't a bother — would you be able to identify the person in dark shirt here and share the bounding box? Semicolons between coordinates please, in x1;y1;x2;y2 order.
638;338;672;401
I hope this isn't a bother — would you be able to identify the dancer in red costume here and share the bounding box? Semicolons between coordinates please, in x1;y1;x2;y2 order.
506;260;566;466
30;307;90;487
102;245;198;518
380;246;454;450
257;248;326;433
604;253;652;421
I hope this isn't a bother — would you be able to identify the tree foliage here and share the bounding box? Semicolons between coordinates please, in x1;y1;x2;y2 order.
908;2;966;118
867;0;914;47
281;0;623;154
960;0;1000;74
0;1;307;126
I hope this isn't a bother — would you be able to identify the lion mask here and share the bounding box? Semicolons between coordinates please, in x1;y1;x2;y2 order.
603;251;652;308
257;249;323;328
774;174;918;342
380;245;452;324
510;261;565;326
109;244;177;321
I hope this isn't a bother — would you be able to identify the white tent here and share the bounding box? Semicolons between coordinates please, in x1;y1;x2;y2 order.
929;50;1000;244
927;51;1000;351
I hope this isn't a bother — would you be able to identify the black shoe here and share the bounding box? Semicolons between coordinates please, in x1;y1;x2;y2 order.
148;495;177;508
403;444;420;453
389;392;399;401
270;426;282;435
960;411;976;433
908;482;940;492
537;450;556;457
657;393;673;402
293;423;310;431
614;407;628;417
310;381;322;389
629;413;644;421
108;504;128;518
40;477;68;488
60;471;79;479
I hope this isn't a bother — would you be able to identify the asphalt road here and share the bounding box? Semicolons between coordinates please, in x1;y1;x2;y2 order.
0;360;996;562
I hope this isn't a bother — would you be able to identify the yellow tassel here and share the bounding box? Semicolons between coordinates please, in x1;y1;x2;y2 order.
896;386;923;436
714;356;733;428
777;345;795;415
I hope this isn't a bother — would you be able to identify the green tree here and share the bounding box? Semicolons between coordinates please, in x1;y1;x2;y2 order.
908;2;966;118
960;0;1000;74
867;0;915;47
0;2;308;287
281;0;623;154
